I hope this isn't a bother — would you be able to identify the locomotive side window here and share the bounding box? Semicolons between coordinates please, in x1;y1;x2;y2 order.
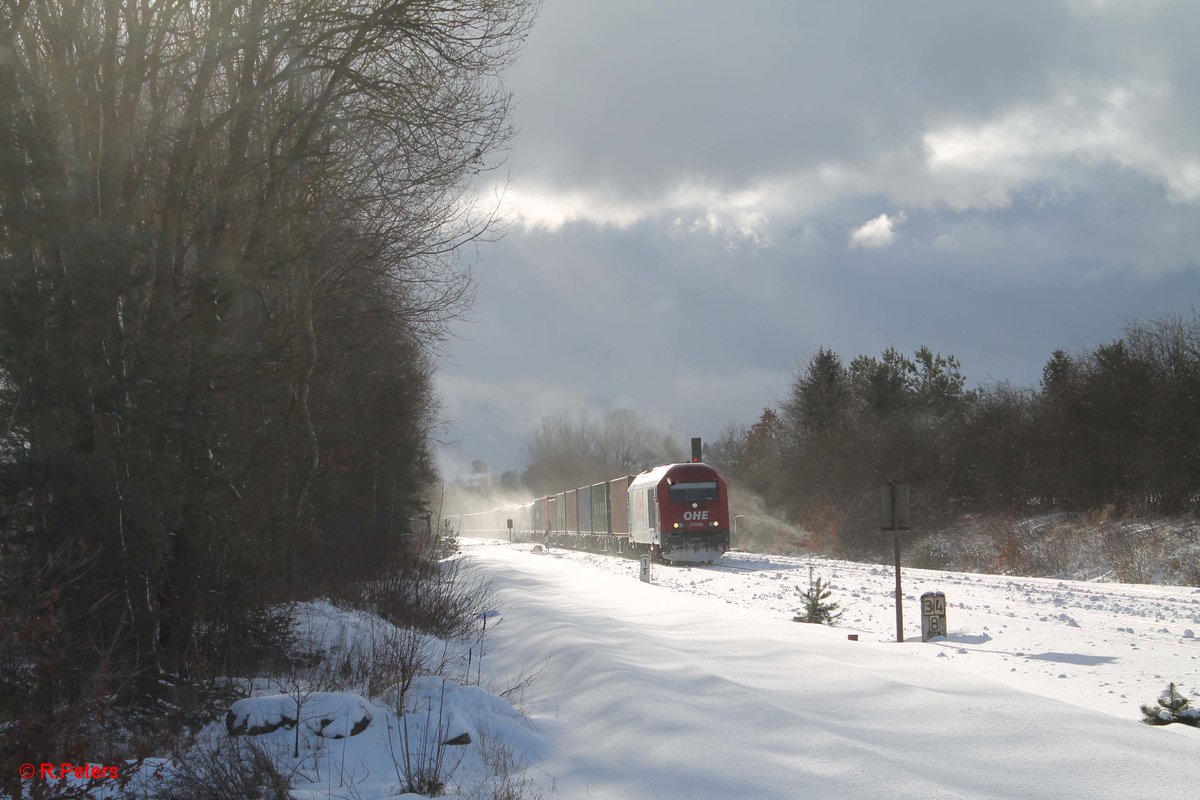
669;481;719;503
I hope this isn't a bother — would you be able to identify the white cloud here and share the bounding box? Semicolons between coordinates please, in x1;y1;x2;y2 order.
500;180;784;250
495;163;891;253
849;211;906;250
499;186;646;230
921;82;1200;209
498;76;1200;257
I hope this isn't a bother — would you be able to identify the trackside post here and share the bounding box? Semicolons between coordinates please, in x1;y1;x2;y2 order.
881;482;911;642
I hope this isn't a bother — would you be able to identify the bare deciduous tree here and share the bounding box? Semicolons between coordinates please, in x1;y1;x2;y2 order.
0;0;535;768
522;409;682;495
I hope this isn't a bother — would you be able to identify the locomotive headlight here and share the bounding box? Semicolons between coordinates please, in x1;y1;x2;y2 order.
712;520;720;527
673;522;680;529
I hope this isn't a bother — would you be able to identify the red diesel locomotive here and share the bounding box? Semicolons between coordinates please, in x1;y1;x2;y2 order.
627;462;729;563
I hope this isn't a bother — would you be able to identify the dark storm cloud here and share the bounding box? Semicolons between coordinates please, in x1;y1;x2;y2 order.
508;0;1072;190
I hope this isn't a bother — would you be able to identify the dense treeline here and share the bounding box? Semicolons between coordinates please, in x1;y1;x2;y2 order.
0;0;532;771
708;312;1200;558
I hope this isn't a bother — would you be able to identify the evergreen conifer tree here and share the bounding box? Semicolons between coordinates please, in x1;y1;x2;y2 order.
1141;682;1200;727
793;568;843;625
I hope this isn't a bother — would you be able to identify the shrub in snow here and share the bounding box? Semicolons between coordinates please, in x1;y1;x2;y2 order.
1140;682;1200;727
123;740;293;800
337;551;492;639
386;674;531;795
793;570;842;625
435;516;461;559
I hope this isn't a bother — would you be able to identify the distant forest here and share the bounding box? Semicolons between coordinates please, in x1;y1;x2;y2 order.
494;310;1200;576
704;310;1200;561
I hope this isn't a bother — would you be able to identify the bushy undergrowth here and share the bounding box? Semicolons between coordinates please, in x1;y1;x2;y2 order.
736;502;1200;586
127;738;295;800
1;533;528;799
905;512;1200;583
336;552;492;641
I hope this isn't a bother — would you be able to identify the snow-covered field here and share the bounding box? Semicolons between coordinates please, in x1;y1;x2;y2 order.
84;539;1200;799
613;546;1200;723
464;538;1200;799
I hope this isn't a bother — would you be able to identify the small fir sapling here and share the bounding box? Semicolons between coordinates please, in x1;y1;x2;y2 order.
793;567;843;625
1140;682;1200;727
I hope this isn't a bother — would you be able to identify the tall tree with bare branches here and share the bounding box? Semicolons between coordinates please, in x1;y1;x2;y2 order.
0;0;535;766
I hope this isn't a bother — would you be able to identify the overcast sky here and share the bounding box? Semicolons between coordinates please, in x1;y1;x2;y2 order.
434;0;1200;479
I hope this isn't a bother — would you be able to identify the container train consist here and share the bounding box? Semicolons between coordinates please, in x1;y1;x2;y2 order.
452;461;731;564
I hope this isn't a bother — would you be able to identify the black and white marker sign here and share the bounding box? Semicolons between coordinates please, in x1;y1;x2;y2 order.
921;591;947;642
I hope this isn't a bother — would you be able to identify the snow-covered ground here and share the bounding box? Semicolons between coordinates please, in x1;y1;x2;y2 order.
463;538;1200;799
81;539;1199;799
621;546;1200;723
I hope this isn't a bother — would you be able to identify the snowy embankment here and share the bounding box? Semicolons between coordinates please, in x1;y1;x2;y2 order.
85;541;1199;799
464;539;1199;800
100;598;542;800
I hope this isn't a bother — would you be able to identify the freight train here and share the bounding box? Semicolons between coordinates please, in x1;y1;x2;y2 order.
451;460;731;564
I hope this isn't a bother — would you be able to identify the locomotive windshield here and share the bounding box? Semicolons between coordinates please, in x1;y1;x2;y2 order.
669;481;719;502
